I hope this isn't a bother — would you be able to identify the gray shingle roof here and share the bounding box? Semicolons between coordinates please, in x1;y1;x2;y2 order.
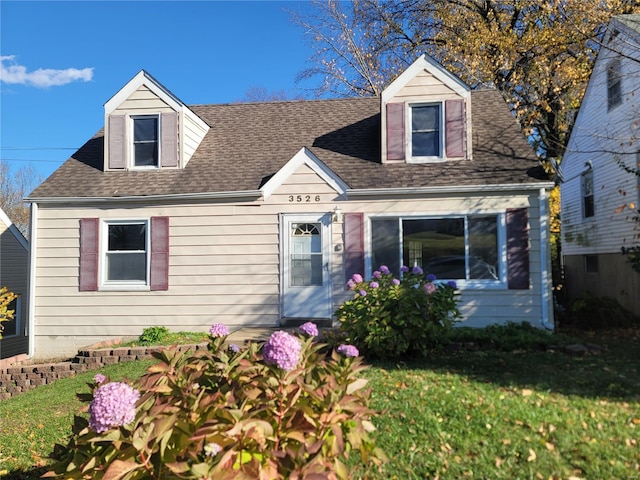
29;90;547;200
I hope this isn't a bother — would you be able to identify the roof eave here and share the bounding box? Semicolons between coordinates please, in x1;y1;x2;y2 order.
26;190;263;205
346;182;554;198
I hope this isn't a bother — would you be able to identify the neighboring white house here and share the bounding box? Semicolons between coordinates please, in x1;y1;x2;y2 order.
560;14;640;317
0;207;29;360
26;56;554;359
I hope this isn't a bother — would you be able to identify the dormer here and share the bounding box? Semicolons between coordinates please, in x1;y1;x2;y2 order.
381;55;472;164
104;70;209;171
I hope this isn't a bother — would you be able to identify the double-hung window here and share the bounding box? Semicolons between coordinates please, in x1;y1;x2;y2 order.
582;170;594;218
371;215;503;286
607;59;622;110
410;103;442;159
104;220;149;285
132;115;159;167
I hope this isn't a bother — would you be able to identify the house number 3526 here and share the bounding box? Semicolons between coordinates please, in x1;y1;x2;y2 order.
289;195;321;203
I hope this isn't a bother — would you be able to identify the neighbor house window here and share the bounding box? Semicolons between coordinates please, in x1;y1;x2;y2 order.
582;170;594;218
411;103;442;158
371;215;501;284
584;255;599;274
104;221;148;284
132;115;159;167
1;296;20;337
607;59;622;110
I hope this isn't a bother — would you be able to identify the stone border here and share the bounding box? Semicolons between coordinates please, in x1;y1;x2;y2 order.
0;343;208;400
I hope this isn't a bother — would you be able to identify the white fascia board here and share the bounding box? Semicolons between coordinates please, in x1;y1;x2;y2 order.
382;54;471;103
347;182;555;197
25;190;263;205
104;70;185;114
261;147;349;200
0;207;29;251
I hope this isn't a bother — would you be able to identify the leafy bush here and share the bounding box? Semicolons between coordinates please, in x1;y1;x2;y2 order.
564;292;639;330
0;286;17;339
46;324;386;479
137;325;170;345
335;266;461;359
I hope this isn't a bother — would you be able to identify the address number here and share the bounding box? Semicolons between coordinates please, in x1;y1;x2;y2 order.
289;195;321;203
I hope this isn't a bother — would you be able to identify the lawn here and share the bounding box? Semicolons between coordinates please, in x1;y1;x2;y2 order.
1;328;639;479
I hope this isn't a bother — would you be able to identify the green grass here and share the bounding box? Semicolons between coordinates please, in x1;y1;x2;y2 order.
1;328;639;479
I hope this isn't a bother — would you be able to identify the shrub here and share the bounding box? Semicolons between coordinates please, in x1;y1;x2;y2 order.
335;266;461;359
137;325;170;345
46;324;386;479
564;292;639;330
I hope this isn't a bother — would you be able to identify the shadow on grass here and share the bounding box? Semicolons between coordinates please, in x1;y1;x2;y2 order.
371;329;640;401
4;466;48;480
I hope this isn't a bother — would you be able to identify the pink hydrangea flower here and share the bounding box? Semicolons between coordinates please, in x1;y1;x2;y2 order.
412;266;424;275
337;344;359;357
392;278;400;286
263;331;302;371
373;270;382;278
401;266;409;273
209;323;229;337
359;290;367;297
351;273;363;283
369;281;379;288
379;265;391;275
204;442;222;457
299;321;319;337
89;382;140;433
346;279;356;290
423;283;436;294
93;373;106;384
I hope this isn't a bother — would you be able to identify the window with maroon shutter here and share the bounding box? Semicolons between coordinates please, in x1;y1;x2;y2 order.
108;115;126;170
161;112;178;168
506;208;530;290
79;218;99;291
386;103;405;161
150;216;169;290
445;99;466;158
343;213;365;284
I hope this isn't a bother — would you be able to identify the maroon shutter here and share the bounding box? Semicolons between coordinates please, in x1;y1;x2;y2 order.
506;208;530;289
445;99;466;158
161;112;178;167
386;103;405;161
344;213;365;284
150;216;169;291
108;115;126;169
79;218;99;291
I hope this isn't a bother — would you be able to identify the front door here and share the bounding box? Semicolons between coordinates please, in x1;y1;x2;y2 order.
282;214;331;319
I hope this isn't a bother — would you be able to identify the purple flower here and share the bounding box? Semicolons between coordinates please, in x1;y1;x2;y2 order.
93;373;106;384
89;382;140;433
263;331;302;371
351;273;363;283
204;442;222;457
426;273;437;282
423;283;436;294
373;270;382;279
369;281;379;289
209;323;229;337
401;266;410;273
337;344;359;357
447;280;458;289
299;321;319;337
412;266;424;275
228;343;240;353
359;290;367;297
379;265;391;275
392;278;400;286
346;279;356;290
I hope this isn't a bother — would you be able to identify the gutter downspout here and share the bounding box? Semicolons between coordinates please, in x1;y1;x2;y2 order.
539;188;554;330
27;202;38;357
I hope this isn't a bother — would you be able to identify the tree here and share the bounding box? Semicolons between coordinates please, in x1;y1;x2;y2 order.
0;162;41;238
294;0;640;164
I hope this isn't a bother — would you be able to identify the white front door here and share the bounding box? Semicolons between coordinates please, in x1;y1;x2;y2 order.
282;214;332;319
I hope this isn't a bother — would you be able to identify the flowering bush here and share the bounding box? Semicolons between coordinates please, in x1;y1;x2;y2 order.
335;265;461;358
88;382;140;433
47;324;386;479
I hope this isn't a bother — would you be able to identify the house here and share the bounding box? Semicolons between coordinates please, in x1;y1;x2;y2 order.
560;14;640;317
26;55;554;359
0;207;29;360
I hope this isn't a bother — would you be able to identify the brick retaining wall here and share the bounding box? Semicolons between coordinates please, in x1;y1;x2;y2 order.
0;343;208;400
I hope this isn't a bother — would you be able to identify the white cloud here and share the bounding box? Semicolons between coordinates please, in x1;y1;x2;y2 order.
0;55;93;88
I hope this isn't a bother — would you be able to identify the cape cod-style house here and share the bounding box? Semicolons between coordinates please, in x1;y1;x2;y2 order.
26;55;554;359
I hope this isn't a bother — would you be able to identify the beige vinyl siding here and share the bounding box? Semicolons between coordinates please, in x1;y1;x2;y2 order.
33;163;548;358
182;110;209;165
115;85;174;113
0;219;29;359
394;69;460;100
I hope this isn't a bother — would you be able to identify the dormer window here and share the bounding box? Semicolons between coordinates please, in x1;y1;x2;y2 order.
411;103;442;159
132;115;159;167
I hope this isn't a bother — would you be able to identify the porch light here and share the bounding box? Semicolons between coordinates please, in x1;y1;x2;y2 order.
332;206;343;223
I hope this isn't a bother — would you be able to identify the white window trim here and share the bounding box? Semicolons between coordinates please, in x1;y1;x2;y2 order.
366;213;507;290
130;114;161;170
100;219;151;291
406;102;445;163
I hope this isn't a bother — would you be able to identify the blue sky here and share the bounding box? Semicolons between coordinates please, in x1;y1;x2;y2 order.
0;1;315;183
